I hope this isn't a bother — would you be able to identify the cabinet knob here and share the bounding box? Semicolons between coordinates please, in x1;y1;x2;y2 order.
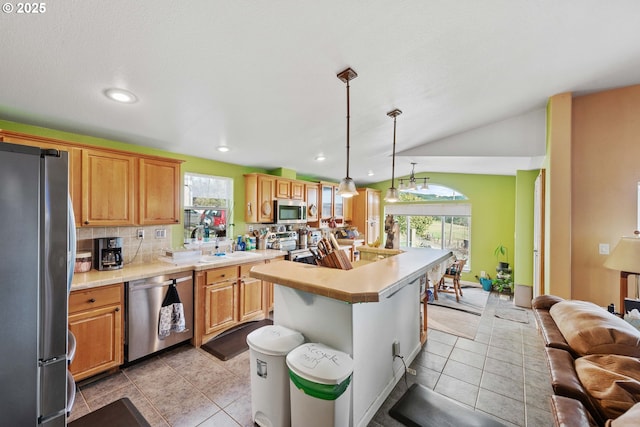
115;307;120;312
84;221;90;225
88;298;96;303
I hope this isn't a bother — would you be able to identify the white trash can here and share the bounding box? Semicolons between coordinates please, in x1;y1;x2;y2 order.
247;325;305;427
286;343;354;427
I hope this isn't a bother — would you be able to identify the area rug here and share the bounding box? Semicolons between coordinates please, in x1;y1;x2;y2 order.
201;319;272;361
428;285;490;316
389;383;506;427
495;307;529;324
427;304;482;340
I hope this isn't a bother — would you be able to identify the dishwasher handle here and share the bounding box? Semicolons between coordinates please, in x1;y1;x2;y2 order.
129;275;191;291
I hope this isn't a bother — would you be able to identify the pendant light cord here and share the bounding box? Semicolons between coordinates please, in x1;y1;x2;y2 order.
391;115;397;188
345;78;351;179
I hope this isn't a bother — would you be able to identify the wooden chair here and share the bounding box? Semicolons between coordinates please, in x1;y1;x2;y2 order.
435;259;466;302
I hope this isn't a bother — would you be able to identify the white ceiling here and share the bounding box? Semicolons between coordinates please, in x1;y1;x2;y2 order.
2;1;640;184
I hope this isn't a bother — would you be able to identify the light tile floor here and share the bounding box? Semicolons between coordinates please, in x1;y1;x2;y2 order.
68;291;554;426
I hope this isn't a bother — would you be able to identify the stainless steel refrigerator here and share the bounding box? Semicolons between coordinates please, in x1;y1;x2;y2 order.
0;142;74;426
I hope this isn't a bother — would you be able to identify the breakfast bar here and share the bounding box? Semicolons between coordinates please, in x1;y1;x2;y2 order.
250;247;452;427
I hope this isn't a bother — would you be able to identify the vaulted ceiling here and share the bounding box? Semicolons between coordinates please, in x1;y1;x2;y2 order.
2;1;640;184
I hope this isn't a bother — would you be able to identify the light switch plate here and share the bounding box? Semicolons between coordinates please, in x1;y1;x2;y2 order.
599;243;610;255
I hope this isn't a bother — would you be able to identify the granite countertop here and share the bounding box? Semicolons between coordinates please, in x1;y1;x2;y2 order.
249;247;452;304
71;249;289;291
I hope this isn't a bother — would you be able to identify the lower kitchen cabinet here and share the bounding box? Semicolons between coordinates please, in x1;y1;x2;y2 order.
201;266;238;342
68;283;123;382
239;263;265;322
195;260;275;346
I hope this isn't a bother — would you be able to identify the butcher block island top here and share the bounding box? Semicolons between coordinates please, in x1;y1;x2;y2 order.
250;247;452;303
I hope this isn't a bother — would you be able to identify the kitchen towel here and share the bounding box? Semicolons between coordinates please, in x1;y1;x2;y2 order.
158;283;186;339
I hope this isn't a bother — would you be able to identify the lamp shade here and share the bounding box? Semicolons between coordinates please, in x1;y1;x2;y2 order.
384;187;399;203
604;236;640;273
337;177;358;198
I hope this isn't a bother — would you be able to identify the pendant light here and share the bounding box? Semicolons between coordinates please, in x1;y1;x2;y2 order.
384;109;402;203
336;67;359;198
399;162;429;192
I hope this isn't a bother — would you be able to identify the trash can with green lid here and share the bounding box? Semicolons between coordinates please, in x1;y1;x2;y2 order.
286;342;354;427
247;325;305;427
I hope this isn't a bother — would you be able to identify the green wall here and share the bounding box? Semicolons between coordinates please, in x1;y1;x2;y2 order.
370;172;517;283
515;170;539;286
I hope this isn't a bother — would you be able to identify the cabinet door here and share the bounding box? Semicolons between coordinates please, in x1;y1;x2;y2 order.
204;280;238;335
321;185;333;218
275;179;291;199
367;190;381;244
139;158;181;225
305;184;319;222
82;149;136;226
0;132;82;226
68;304;122;381
257;175;275;223
291;181;305;200
239;277;264;322
244;174;258;223
334;187;344;218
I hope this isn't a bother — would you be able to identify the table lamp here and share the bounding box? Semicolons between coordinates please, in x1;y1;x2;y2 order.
603;232;640;315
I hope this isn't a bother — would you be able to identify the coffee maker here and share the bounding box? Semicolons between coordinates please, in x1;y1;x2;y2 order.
94;237;124;271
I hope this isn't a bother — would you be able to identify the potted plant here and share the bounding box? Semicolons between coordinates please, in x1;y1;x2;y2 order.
494;244;510;272
492;273;513;294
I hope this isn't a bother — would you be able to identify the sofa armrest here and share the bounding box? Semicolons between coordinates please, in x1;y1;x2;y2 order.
551;395;598;427
533;295;564;310
535;309;577;356
545;347;606;426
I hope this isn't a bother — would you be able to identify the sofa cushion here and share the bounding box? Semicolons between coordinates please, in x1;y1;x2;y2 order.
606;402;640;427
549;300;640;357
576;354;640;421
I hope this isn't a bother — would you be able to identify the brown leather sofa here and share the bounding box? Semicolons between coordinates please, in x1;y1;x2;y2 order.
532;295;640;427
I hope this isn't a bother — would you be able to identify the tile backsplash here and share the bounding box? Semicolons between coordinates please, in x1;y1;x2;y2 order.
75;226;172;266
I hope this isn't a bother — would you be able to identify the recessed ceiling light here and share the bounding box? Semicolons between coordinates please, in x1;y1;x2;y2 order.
367;170;374;176
217;146;230;152
315;154;326;161
104;88;138;104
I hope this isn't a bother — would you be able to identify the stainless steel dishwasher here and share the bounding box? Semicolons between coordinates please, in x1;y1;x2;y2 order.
126;271;194;362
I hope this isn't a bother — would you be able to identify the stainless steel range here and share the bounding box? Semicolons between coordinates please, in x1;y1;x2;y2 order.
265;231;298;251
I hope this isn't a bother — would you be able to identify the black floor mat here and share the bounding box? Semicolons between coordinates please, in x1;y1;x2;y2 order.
389;383;506;427
201;319;273;361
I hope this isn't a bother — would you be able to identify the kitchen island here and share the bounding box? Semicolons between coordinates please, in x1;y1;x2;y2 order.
250;247;452;427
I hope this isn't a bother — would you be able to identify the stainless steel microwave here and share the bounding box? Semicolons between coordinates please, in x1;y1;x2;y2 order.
274;199;307;224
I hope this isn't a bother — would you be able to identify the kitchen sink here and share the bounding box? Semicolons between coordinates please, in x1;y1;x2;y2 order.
199;251;262;264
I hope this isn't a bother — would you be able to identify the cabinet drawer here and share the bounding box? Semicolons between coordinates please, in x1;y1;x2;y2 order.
205;266;238;285
239;261;264;278
69;284;122;313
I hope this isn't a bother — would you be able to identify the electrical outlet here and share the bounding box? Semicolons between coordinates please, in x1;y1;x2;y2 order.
155;229;166;239
599;243;609;255
248;225;254;232
406;367;417;375
137;229;144;239
393;340;400;357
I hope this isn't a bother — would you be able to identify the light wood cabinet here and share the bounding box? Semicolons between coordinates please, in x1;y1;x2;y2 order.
291;181;304;200
276;178;304;200
0;129;183;227
305;183;319;223
350;188;381;245
245;174;275;223
68;284;123;382
0;131;83;226
318;182;346;225
138;157;181;225
201;266;238;340
82;149;136;226
239;263;265;322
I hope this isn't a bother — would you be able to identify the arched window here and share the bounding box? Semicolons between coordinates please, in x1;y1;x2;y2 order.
385;184;470;269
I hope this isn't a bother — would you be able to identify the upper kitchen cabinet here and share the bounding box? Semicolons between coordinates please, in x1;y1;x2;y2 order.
318;181;347;225
138;157;181;225
0;130;82;225
1;129;183;227
245;173;275;223
349;188;381;245
305;183;319;222
82;149;136;226
275;178;304;200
